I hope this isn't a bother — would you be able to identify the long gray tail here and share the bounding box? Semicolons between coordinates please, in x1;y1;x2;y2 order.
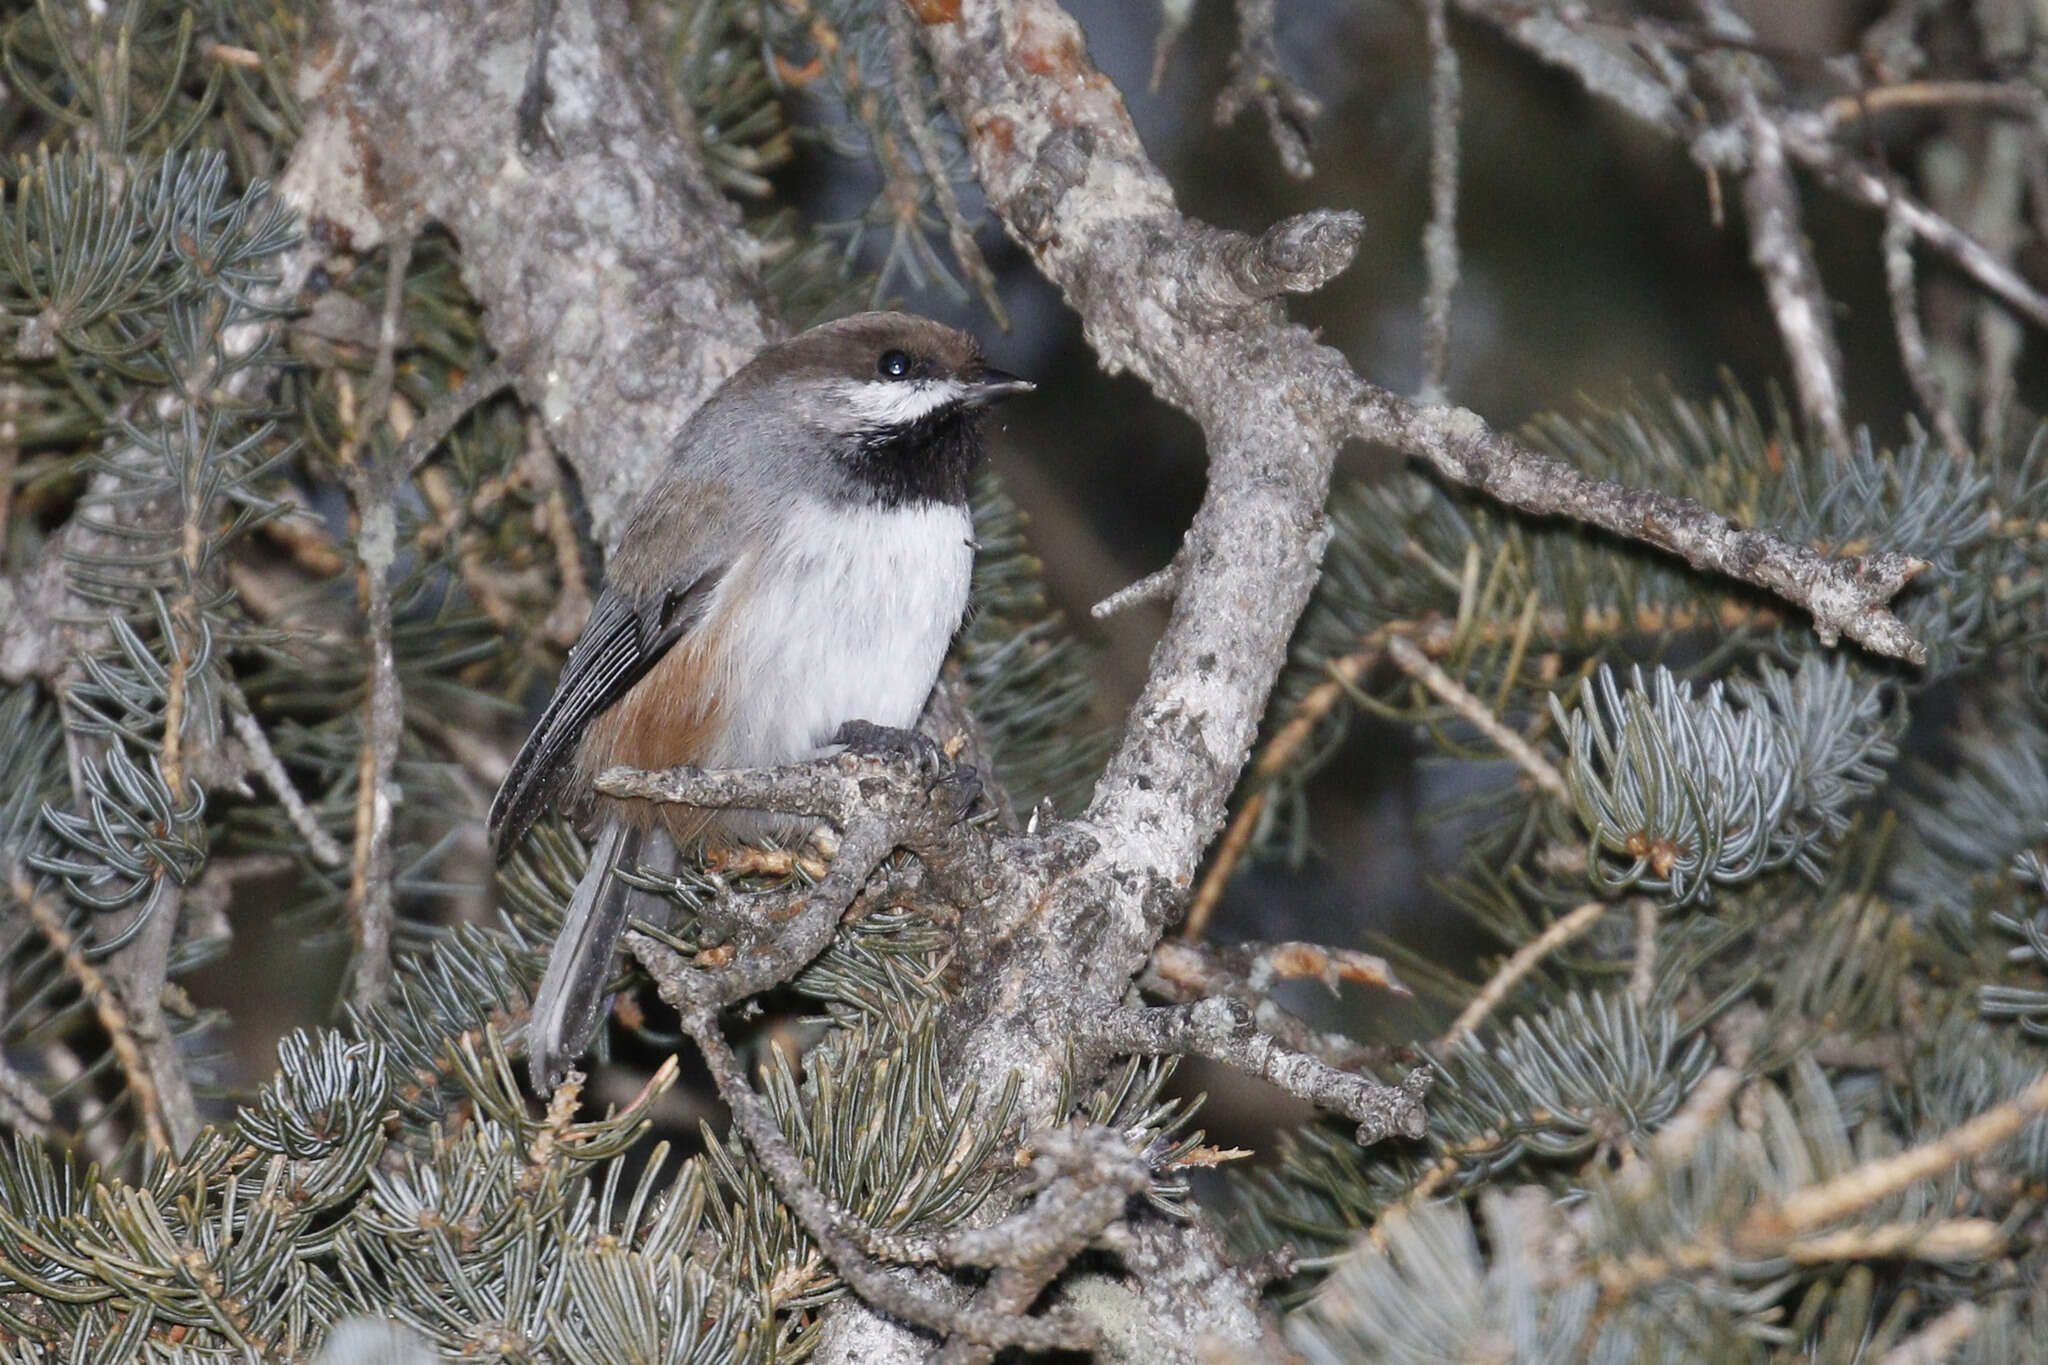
527;820;677;1094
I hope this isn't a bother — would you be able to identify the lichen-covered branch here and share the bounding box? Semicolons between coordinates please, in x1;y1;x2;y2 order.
930;1126;1153;1365
1141;938;1404;1071
658;994;1097;1355
294;0;777;551
1089;1000;1428;1143
1350;390;1930;661
1732;80;1852;461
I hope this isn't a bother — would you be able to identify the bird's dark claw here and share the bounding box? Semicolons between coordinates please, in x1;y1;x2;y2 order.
832;720;981;814
833;720;946;772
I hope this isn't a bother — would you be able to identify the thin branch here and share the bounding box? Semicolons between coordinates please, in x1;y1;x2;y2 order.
1216;0;1321;178
1142;937;1405;1071
1733;81;1853;462
0;977;52;1140
1878;1303;1981;1365
1783;1218;2001;1264
930;1126;1153;1365
360;231;414;440
1354;389;1930;661
1089;999;1429;1143
667;998;1097;1354
1967;122;2028;456
1450;0;2048;336
1419;0;1461;402
336;230;414;1016
395;358;518;477
1629;899;1658;1007
1437;899;1609;1052
628;820;895;1009
226;681;344;867
1786;127;2048;334
1385;633;1567;800
883;0;1006;327
1881;206;1970;459
1091;560;1180;620
1821;80;2047;131
521;415;594;648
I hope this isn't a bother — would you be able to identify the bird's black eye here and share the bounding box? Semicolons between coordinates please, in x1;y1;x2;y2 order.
877;349;911;380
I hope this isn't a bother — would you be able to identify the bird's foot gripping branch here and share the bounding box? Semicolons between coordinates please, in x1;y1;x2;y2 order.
594;739;1428;1357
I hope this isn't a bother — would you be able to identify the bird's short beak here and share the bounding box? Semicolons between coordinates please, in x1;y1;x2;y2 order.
962;367;1036;407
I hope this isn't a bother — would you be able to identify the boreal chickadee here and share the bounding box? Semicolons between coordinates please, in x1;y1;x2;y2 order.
489;312;1034;1094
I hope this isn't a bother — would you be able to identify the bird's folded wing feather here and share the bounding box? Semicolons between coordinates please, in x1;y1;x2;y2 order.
488;559;725;861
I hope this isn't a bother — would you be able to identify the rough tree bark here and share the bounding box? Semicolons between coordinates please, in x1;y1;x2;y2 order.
289;0;776;550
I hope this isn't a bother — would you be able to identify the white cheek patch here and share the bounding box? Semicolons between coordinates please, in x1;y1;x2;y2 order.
835;378;967;429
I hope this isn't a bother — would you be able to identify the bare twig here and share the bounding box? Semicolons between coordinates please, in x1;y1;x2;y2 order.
1878;1303;1981;1365
1215;0;1321;178
1967;123;2027;456
1419;0;1461;402
1733;81;1853;462
1786;129;2048;334
1354;390;1930;661
1594;1215;2003;1310
336;232;415;1016
1629;900;1658;1007
521;415;594;648
628;820;894;1009
1091;560;1180;620
227;686;345;867
931;1126;1153;1365
1821;79;2048;131
1089;998;1429;1143
0;976;51;1139
610;749;997;1002
395;359;518;477
1451;0;2048;337
37;1041;121;1169
1783;1218;2001;1264
1881;207;1970;459
1385;633;1567;800
665;997;1097;1354
1437;900;1609;1052
1142;937;1404;1071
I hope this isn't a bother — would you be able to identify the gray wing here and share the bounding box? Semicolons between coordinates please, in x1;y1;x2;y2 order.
487;568;722;861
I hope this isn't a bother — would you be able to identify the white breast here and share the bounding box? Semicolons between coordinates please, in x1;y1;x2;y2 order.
707;500;975;766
